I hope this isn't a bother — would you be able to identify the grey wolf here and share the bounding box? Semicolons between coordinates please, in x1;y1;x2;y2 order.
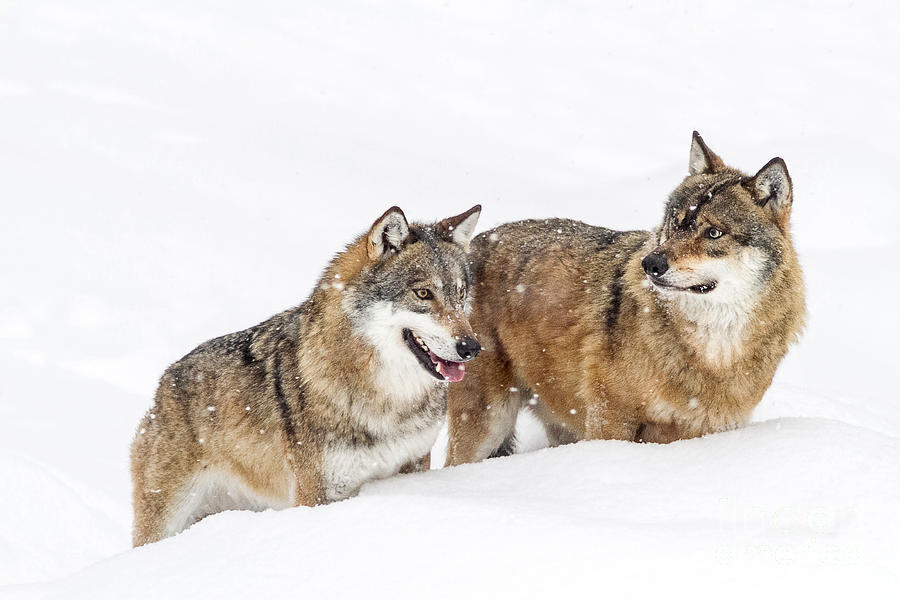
445;133;805;465
131;205;482;545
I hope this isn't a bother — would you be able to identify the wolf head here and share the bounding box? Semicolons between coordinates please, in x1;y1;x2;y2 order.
642;132;794;321
342;205;482;395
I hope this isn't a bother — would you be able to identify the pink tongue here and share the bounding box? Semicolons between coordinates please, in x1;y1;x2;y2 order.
428;351;466;382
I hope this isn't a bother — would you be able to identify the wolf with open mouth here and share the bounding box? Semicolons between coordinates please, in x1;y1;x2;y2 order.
445;133;806;465
131;205;481;546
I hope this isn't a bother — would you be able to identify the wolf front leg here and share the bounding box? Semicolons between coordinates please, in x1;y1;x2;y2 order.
399;453;431;474
445;347;521;466
582;396;642;442
290;442;327;506
637;422;690;444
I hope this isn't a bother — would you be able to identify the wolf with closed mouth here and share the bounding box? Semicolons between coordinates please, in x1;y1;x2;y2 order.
131;205;481;546
445;133;805;465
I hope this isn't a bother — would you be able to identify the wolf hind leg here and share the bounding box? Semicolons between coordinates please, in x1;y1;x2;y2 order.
135;461;302;546
131;443;202;547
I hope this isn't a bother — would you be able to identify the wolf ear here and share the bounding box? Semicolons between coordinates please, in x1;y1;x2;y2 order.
367;206;410;261
689;131;725;175
750;157;793;224
438;205;481;250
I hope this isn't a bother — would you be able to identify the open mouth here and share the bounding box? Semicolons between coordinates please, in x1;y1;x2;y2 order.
402;328;466;382
647;275;717;294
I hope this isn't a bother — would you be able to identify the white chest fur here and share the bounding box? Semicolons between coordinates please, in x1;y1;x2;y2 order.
675;296;751;367
322;419;443;501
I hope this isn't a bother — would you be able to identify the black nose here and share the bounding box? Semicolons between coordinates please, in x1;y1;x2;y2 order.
456;337;481;361
641;252;669;277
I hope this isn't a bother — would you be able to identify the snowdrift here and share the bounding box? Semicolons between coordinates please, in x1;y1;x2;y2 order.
9;417;899;599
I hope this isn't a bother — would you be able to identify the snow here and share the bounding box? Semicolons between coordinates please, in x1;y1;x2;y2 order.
7;418;900;598
1;1;898;598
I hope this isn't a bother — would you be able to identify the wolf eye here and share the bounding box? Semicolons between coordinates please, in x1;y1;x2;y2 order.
706;227;723;239
413;288;433;300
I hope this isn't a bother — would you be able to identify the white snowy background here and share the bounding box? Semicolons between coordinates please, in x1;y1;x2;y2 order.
1;1;898;598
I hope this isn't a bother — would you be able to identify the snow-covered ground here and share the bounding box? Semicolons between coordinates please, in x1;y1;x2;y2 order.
1;1;898;597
